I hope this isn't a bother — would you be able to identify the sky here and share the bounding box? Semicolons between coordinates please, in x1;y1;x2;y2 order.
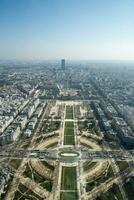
0;0;134;60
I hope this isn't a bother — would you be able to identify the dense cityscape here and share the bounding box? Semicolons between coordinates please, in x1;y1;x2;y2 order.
0;60;134;200
1;0;134;199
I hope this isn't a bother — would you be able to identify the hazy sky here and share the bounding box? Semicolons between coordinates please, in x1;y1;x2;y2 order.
0;0;134;60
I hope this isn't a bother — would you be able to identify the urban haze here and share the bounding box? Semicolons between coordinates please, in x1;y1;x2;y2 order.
0;1;134;200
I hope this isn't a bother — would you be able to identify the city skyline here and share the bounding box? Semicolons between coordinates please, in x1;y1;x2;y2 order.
1;0;134;61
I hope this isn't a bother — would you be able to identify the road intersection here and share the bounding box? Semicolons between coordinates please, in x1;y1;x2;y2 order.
1;146;134;162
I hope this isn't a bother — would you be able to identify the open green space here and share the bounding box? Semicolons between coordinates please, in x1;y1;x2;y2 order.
64;128;74;136
60;192;78;200
65;106;73;119
42;120;60;134
78;120;95;130
64;121;75;145
86;165;114;192
65;121;74;128
60;166;77;200
64;135;75;145
24;163;52;192
116;161;129;172
14;183;44;200
97;183;123;200
61;167;77;190
78;120;88;130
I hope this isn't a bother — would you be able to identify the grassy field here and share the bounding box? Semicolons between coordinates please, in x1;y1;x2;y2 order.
14;183;44;200
64;128;74;136
61;167;77;190
116;161;129;172
65;121;74;128
64;121;75;145
42;120;60;133
65;106;73;119
60;192;78;200
86;165;114;192
24;163;52;192
78;120;88;130
60;167;77;200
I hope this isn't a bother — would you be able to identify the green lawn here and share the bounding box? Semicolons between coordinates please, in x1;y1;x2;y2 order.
60;192;78;200
64;128;74;136
64;121;75;145
116;161;129;172
61;167;77;190
14;183;44;200
78;121;88;130
42;120;60;134
65;121;74;128
24;163;52;192
86;165;114;192
65;106;73;119
64;135;75;145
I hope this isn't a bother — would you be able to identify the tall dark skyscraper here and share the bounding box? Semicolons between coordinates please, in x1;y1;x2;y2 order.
61;59;65;70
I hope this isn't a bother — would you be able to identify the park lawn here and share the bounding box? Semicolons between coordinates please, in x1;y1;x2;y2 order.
24;163;52;192
66;106;73;119
49;121;60;131
42;121;60;133
66;106;73;113
116;161;129;172
60;192;78;200
64;127;74;136
65;121;74;128
64;124;74;145
64;121;74;145
14;183;44;200
61;167;77;190
78;121;88;130
66;112;73;119
86;165;114;192
64;135;75;145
